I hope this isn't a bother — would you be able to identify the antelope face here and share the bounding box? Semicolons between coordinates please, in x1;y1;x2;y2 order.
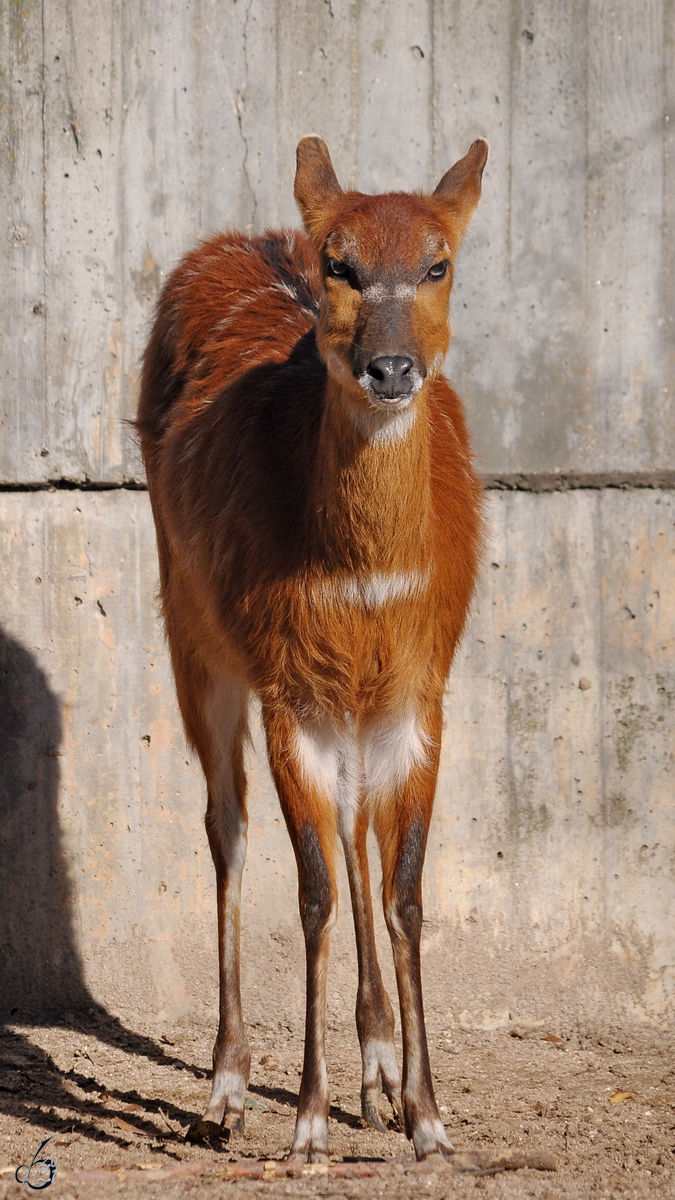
319;196;454;410
294;137;488;422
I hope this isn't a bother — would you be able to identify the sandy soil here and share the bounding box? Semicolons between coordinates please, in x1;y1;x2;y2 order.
0;1010;673;1199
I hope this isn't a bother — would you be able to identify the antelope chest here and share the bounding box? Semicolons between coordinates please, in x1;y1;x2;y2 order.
237;564;438;721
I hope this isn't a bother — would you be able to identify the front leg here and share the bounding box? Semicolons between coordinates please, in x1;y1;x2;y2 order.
339;804;402;1131
264;710;339;1163
372;719;453;1161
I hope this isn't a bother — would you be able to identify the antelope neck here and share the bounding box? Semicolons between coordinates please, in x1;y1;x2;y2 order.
310;376;431;573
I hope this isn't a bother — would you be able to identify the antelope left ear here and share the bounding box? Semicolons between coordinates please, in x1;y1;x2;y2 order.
432;138;489;246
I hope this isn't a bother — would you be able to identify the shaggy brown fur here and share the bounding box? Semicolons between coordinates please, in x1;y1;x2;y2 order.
137;136;488;1164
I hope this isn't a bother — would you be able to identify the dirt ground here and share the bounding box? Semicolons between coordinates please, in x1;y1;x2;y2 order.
0;1010;673;1200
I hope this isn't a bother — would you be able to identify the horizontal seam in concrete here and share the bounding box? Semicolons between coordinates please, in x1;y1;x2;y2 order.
0;472;674;493
1;465;672;489
482;472;675;491
0;480;148;492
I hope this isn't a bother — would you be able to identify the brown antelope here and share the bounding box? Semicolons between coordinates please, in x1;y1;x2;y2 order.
137;136;487;1163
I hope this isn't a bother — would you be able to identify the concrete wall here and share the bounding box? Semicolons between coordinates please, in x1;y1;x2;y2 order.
1;0;673;1029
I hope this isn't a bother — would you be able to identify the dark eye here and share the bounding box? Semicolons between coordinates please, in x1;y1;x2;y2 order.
326;258;349;278
426;260;448;281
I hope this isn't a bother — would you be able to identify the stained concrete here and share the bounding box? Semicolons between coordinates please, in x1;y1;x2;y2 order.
1;0;673;1031
2;0;674;482
0;490;672;1027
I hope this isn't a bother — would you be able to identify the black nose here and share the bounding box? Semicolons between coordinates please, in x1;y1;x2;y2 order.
366;355;414;399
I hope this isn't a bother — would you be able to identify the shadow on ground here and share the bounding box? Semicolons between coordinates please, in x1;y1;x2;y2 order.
0;626;210;1147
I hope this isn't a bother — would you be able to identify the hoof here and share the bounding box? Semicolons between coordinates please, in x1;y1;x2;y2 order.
362;1100;388;1133
307;1150;330;1165
410;1114;455;1162
186;1111;244;1143
186;1118;230;1143
417;1148;453;1164
361;1082;404;1133
284;1148;330;1166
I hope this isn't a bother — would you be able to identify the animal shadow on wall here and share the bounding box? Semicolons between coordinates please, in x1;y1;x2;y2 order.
0;626;88;1019
0;625;212;1143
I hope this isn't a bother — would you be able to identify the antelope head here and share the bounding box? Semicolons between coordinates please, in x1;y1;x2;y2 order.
294;136;488;430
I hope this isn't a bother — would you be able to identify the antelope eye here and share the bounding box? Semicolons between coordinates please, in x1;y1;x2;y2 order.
426;260;448;281
326;258;349;278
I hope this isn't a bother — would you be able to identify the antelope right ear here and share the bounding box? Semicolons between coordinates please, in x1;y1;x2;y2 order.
294;136;343;237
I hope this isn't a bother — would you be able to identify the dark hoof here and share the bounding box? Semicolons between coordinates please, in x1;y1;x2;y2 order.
418;1149;451;1164
306;1148;330;1165
362;1100;387;1134
224;1113;244;1137
186;1118;230;1143
284;1151;330;1166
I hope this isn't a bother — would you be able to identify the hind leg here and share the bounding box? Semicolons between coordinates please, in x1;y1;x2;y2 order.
185;671;251;1141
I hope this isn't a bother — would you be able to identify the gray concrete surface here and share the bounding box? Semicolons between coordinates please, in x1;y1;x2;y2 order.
2;0;674;481
1;1;673;1030
0;491;672;1027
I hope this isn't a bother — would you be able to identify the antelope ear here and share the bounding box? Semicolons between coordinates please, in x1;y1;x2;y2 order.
294;136;343;233
432;138;489;245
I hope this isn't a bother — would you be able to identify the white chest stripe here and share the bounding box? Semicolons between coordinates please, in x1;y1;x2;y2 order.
311;568;430;611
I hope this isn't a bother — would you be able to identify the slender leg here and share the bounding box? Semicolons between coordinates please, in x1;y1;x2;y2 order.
372;705;453;1162
338;803;402;1131
186;674;251;1141
264;710;339;1163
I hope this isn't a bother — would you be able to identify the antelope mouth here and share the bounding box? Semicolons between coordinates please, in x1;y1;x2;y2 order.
368;392;414;409
357;370;425;411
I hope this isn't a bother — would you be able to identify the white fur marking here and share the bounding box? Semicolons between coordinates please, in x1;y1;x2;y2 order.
384;899;405;941
210;289;269;332
362;282;387;303
322;350;422;444
350;400;418;444
412;1116;454;1157
291;1112;329;1153
293;722;342;800
363;711;431;799
362;1038;401;1089
311;568;430;612
361;282;416;303
207;1069;247;1113
394;282;416;301
294;709;430;812
293;720;361;837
